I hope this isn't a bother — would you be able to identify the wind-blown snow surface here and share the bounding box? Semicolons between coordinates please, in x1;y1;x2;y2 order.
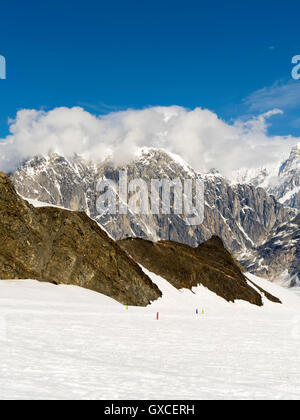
0;272;300;400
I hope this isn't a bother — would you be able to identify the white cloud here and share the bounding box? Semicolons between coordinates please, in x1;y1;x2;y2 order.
244;80;300;111
0;105;298;177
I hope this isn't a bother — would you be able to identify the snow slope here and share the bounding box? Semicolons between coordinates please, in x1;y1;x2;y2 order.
0;272;300;400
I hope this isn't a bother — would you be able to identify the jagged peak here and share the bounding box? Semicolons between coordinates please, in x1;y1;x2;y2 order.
203;235;225;247
293;142;300;151
279;143;300;175
204;168;226;182
107;147;197;177
287;142;300;159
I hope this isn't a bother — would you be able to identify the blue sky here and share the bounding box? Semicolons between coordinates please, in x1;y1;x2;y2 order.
0;0;300;139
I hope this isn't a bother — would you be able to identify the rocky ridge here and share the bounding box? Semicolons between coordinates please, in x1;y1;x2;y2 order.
242;213;300;286
0;172;161;306
232;144;300;210
118;236;281;306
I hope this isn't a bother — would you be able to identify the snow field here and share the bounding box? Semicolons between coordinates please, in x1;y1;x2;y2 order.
0;272;299;400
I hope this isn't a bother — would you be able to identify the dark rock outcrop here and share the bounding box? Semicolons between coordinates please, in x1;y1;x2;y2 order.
0;173;162;306
118;235;281;306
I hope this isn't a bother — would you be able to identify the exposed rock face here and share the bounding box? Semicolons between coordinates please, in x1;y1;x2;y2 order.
12;149;294;256
0;172;162;306
272;144;300;209
118;236;281;306
204;175;294;253
242;214;300;286
233;144;300;210
12;154;97;214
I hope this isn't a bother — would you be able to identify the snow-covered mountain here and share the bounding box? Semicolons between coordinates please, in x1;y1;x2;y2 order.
242;213;300;287
272;143;300;208
232;143;300;210
12;148;294;255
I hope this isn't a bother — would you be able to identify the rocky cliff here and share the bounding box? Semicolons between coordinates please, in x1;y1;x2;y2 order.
117;236;281;306
233;144;300;210
0;172;161;306
242;213;300;286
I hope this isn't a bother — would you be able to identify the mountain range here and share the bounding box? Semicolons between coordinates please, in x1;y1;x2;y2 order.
10;144;299;287
0;171;279;306
232;144;300;210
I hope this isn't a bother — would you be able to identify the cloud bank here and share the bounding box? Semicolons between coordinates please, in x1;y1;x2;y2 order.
0;106;298;177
